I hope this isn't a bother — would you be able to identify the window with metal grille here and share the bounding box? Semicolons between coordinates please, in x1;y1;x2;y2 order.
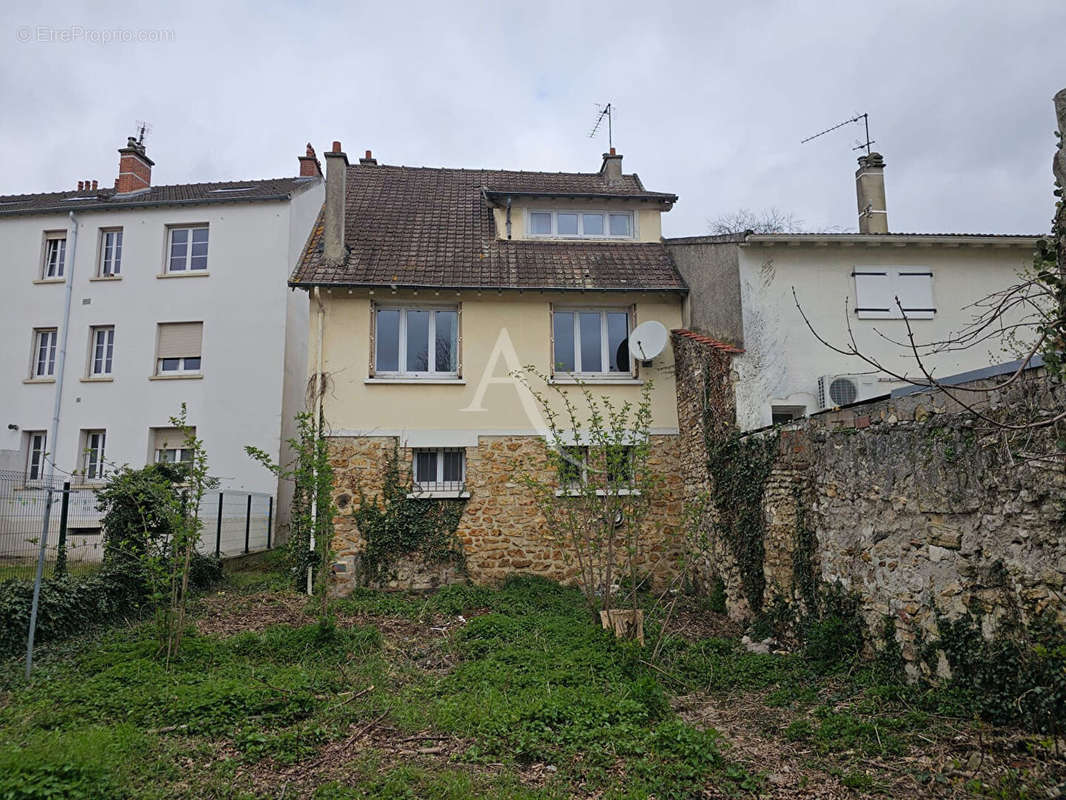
412;448;465;492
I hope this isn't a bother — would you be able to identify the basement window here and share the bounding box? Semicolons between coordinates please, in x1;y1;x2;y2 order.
411;448;466;497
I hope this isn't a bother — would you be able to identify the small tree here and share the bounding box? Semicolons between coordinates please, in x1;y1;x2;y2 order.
516;369;663;633
95;404;214;665
247;412;334;600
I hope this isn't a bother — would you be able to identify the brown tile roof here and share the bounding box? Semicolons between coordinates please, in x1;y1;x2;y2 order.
0;177;317;216
672;328;744;354
290;163;685;292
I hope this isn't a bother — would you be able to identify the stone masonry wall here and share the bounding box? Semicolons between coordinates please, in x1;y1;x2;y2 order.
701;368;1066;665
326;434;685;594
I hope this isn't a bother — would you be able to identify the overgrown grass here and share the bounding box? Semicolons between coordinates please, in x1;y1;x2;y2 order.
1;562;1062;798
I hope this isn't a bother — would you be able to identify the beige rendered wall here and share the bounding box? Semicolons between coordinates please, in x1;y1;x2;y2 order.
492;202;662;242
311;289;684;440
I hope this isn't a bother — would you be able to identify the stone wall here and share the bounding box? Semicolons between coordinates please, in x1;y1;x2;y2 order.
698;367;1066;665
326;433;685;594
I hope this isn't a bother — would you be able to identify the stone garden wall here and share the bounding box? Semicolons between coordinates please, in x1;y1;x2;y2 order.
325;433;685;594
695;367;1066;664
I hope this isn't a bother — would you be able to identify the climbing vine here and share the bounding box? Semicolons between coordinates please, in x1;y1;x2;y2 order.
353;442;466;586
704;427;778;614
790;484;818;614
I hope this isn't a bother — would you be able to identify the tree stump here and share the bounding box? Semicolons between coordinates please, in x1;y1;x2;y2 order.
600;608;645;645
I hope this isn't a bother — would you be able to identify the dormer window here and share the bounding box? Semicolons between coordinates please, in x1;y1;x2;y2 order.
527;210;634;239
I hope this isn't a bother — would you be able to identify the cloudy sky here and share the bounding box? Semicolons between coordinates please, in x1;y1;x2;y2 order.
3;0;1064;237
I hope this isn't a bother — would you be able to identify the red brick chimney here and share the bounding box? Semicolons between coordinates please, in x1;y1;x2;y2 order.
298;143;322;177
115;136;153;193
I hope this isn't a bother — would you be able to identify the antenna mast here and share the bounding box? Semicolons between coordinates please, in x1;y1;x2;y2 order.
588;103;613;150
135;120;152;145
801;112;874;155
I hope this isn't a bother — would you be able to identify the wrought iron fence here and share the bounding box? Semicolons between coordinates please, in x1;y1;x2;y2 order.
0;470;275;583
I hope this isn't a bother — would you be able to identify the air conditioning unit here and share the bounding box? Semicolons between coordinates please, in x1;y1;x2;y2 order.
816;374;881;410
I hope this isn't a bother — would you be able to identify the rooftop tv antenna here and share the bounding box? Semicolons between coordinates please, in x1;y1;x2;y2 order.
801;112;874;156
134;120;152;145
588;102;613;150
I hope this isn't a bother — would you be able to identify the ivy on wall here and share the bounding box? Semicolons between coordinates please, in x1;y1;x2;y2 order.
353;442;467;586
704;426;778;614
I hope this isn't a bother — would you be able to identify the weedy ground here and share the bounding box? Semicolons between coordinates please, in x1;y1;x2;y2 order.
0;554;1062;799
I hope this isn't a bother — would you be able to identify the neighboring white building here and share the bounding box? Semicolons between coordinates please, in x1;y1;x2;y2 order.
0;135;324;532
668;153;1041;430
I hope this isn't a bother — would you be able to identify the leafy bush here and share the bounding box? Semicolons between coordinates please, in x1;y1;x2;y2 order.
0;554;221;658
928;610;1066;733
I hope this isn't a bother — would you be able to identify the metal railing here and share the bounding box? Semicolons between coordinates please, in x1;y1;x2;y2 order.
0;470;275;582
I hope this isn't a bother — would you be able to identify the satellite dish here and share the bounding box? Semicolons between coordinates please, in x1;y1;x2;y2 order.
628;320;668;364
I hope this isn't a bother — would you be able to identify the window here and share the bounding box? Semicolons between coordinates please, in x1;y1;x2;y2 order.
374;306;458;376
155;322;203;375
853;268;935;319
41;232;66;279
412;448;465;492
557;445;588;488
25;431;46;483
552;309;631;375
151;427;195;463
99;229;123;276
89;326;115;376
167;226;209;272
771;405;805;425
527;210;634;239
604;445;634;485
81;430;106;481
31;328;57;378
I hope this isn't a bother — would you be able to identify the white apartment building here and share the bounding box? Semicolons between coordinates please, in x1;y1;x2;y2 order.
0;135;324;531
668;153;1041;429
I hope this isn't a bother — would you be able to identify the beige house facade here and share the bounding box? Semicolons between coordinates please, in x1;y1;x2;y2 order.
291;145;689;591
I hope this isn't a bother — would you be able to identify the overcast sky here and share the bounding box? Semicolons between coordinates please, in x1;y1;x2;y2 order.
3;0;1064;237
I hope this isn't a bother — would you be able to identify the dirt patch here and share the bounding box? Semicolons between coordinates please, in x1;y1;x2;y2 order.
194;591;313;636
674;691;1066;799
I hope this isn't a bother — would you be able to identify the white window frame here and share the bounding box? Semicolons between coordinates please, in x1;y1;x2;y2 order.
410;447;467;497
552;307;633;377
853;267;936;320
41;232;67;279
166;225;210;273
31;328;57;378
156;446;195;464
25;431;47;483
374;304;460;378
89;326;115;376
526;209;635;240
99;228;123;276
157;356;202;375
82;430;106;482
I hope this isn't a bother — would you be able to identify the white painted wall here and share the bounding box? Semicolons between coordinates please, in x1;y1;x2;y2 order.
0;182;322;508
734;240;1036;429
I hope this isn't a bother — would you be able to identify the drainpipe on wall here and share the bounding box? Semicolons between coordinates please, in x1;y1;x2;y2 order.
506;196;512;240
26;210;79;678
308;287;326;595
47;211;79;480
